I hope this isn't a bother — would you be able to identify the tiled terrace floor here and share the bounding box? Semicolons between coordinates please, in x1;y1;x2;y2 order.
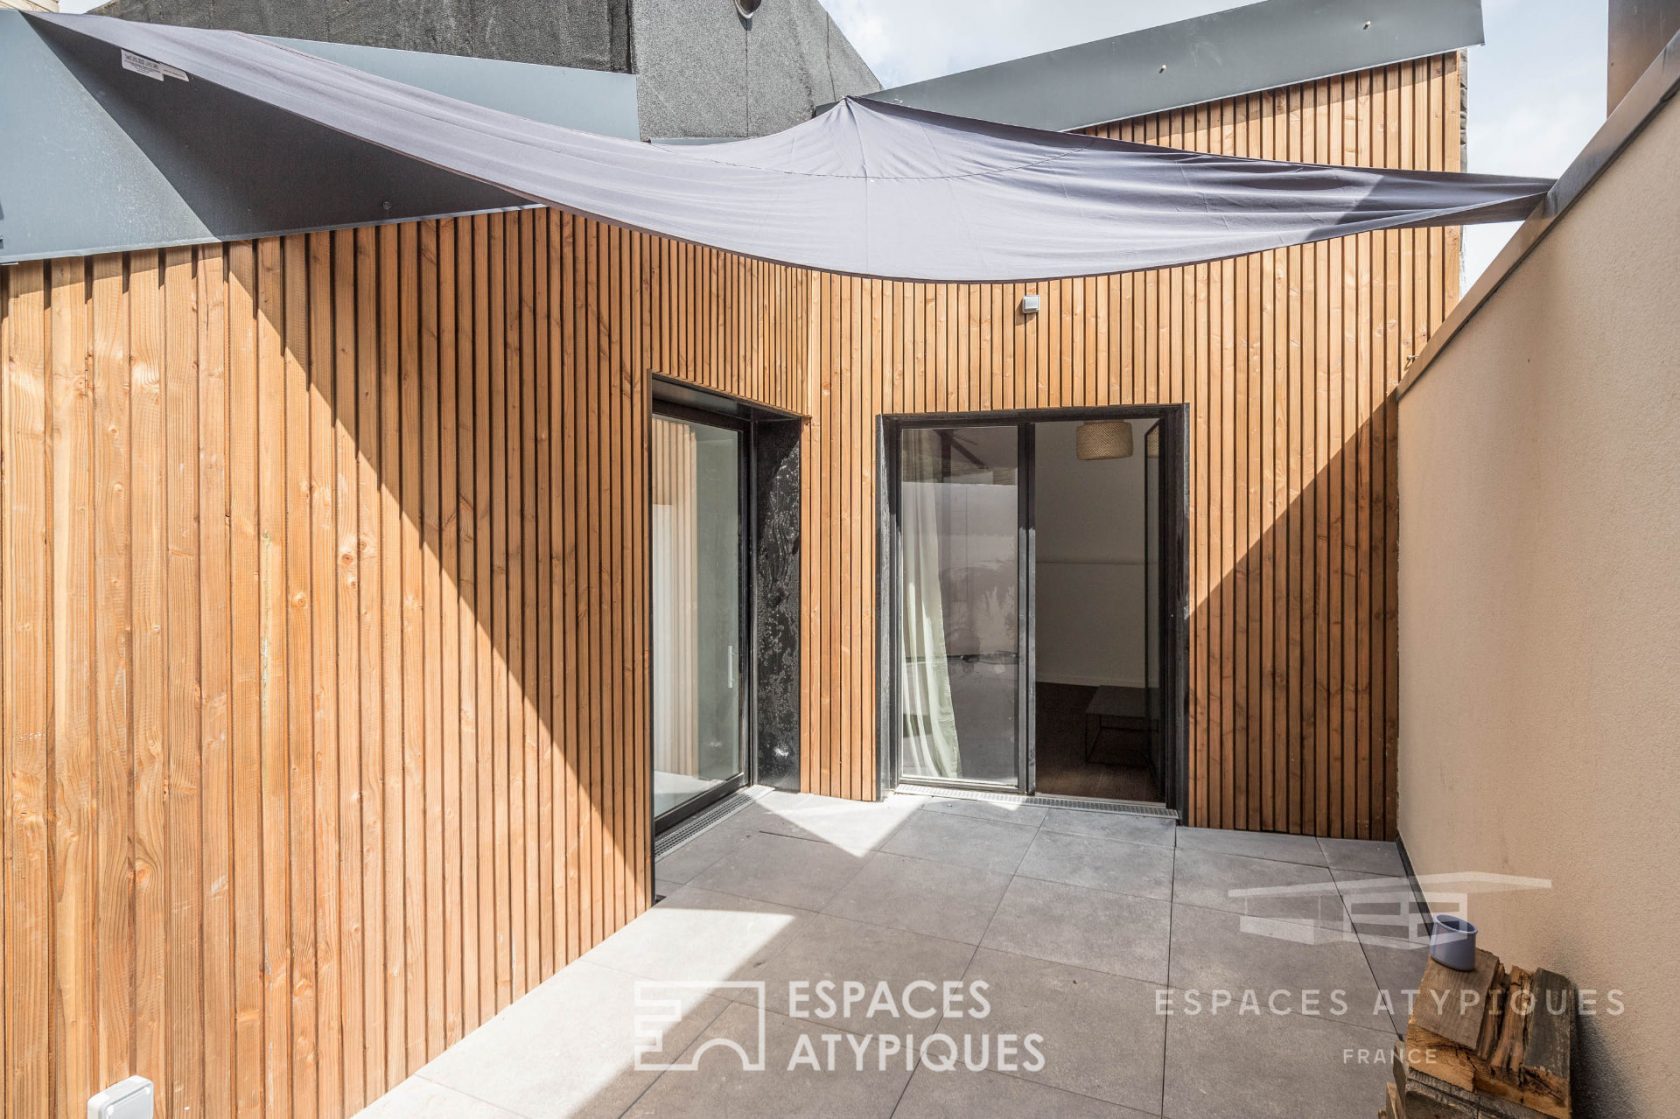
361;790;1428;1118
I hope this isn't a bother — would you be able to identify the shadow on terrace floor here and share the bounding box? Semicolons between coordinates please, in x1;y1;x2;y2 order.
358;789;1428;1119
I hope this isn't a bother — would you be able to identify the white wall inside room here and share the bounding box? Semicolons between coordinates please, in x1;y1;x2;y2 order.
1033;419;1153;688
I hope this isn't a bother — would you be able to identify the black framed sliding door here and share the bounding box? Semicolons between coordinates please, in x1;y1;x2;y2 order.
651;403;750;828
884;407;1189;815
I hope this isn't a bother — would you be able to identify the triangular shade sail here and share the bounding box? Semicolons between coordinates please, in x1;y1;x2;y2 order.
36;13;1552;282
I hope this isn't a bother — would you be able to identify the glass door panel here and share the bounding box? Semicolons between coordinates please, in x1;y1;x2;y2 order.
897;425;1022;787
652;412;744;821
1144;421;1165;782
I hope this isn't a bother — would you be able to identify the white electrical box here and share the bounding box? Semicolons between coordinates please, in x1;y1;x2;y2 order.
1020;293;1041;315
88;1076;153;1119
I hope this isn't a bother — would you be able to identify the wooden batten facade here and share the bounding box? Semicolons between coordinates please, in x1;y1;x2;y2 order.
0;53;1459;1119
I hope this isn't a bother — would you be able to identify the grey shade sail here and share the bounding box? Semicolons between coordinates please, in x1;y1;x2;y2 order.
33;13;1552;282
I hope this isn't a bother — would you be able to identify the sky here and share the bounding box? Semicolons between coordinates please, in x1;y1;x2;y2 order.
822;0;1608;285
61;0;1606;283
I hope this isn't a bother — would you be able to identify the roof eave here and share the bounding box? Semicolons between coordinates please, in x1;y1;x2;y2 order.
860;0;1484;132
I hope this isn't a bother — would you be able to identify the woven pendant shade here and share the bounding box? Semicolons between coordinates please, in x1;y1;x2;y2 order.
1076;420;1134;461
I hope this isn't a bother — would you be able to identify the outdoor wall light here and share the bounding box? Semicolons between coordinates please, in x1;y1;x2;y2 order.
1020;293;1041;315
1076;420;1134;461
736;0;763;20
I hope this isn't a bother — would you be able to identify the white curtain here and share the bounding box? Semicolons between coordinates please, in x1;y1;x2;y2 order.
900;481;962;779
652;418;699;778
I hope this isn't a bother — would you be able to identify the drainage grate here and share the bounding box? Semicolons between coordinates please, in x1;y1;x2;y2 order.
894;784;1179;820
652;785;772;859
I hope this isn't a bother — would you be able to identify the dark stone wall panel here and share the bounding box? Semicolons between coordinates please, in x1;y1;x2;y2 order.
753;417;802;789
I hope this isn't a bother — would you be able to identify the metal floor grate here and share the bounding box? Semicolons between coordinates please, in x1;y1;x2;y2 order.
653;785;772;859
894;784;1179;820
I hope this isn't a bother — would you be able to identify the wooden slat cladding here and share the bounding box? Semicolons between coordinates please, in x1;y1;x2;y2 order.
0;54;1458;1118
0;212;805;1118
795;55;1462;827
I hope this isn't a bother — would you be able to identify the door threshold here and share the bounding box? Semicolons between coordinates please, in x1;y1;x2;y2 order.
895;783;1178;820
653;785;773;859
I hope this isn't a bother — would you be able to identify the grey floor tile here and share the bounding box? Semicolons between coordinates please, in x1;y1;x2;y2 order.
1331;869;1430;945
1040;808;1177;848
623;1003;913;1118
880;810;1039;875
1171;849;1339;926
417;958;730;1119
823;851;1012;944
918;795;1048;829
357;1077;527;1119
944;948;1167;1114
404;797;1434;1119
581;885;812;984
1016;830;1175;901
982;876;1170;984
653;811;767;885
689;831;868;911
728;911;977;1038
893;1065;1157;1118
755;793;924;856
1358;939;1429;1035
1162;1002;1395;1119
1175;827;1328;867
1317;836;1405;877
1166;903;1393;1034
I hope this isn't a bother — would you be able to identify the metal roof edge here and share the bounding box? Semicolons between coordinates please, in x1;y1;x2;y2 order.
0;13;638;264
859;0;1484;132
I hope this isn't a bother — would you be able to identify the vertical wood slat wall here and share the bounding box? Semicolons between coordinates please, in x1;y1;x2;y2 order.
795;55;1463;831
0;212;805;1119
0;54;1457;1119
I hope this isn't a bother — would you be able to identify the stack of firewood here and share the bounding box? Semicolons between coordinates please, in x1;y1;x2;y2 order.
1383;948;1575;1119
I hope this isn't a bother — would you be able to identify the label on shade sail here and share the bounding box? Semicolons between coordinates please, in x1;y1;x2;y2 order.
121;48;189;82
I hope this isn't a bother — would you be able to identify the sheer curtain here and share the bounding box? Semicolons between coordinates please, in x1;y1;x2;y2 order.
900;480;962;779
652;417;699;779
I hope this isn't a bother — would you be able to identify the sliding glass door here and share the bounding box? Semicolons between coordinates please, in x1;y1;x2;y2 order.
652;408;746;825
895;425;1026;788
889;410;1185;811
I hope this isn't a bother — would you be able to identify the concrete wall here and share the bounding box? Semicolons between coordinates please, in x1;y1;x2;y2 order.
94;0;880;138
634;0;878;138
95;0;632;73
1609;0;1680;109
1398;95;1680;1115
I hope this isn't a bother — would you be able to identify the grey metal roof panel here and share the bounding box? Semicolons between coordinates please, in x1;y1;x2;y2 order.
862;0;1485;132
0;12;637;263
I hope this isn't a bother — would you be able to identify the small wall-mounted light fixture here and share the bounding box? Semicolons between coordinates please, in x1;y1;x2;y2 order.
1020;293;1041;315
736;0;763;20
89;1077;154;1119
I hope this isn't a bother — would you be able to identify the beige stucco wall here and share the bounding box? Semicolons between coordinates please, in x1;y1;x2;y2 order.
1398;94;1680;1114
